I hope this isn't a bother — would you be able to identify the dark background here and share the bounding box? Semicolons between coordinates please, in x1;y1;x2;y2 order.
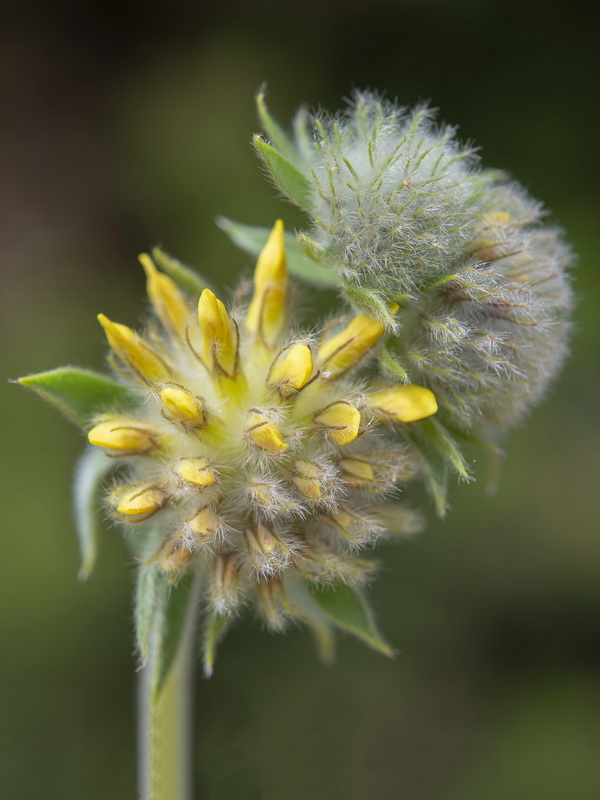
1;2;599;798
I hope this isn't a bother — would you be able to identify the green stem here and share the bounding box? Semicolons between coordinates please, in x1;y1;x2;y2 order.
138;592;198;800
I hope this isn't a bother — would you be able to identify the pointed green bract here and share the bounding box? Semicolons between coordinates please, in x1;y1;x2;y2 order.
151;247;214;297
420;417;471;480
256;89;298;165
253;135;314;211
307;582;393;657
343;283;398;327
17;367;138;427
217;216;340;287
406;427;449;517
378;343;409;382
73;447;114;580
202;610;232;678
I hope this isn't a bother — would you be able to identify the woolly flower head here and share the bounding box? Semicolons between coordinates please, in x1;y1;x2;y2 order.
21;221;445;670
252;90;573;431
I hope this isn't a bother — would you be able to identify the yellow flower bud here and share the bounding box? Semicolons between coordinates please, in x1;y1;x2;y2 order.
292;459;324;500
317;305;398;378
160;386;205;427
337;458;375;485
173;457;217;488
246;219;287;345
244;409;287;455
188;506;220;538
112;485;167;521
211;553;240;612
197;289;238;377
368;385;438;423
267;343;313;396
87;415;158;454
313;401;361;445
139;253;191;339
97;314;170;382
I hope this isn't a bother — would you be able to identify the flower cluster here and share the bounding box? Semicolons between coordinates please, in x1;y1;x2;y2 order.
254;91;573;429
87;221;436;633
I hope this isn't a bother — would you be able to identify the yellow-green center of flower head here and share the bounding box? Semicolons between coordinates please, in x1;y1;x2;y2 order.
89;220;437;629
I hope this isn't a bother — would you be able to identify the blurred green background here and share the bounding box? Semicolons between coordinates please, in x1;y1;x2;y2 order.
1;1;598;798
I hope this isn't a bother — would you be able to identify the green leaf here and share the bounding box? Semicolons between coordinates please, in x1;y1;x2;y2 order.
202;610;232;678
256;88;298;164
343;283;397;327
135;563;165;664
73;447;114;580
406;427;449;517
284;576;336;664
379;342;410;382
216;217;340;287
419;417;471;480
154;572;198;693
253;135;313;211
17;367;138;428
307;582;393;657
151;247;214;297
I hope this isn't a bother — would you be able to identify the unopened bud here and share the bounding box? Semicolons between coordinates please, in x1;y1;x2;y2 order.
88;415;158;454
256;576;290;630
337;458;375;486
313;401;361;445
159;540;195;573
246;219;287;345
139;253;191;339
173;457;217;488
244;409;287;455
197;289;237;377
245;525;289;574
317;305;398;378
111;484;167;522
267;343;313;396
188;506;220;538
368;385;438;422
97;314;170;383
211;553;240;613
292;459;324;500
160;385;206;427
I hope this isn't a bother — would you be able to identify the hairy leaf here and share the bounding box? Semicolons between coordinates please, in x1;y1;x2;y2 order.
202;610;232;678
307;582;393;657
256;88;298;164
253;135;313;210
420;417;471;480
135;563;165;664
73;447;114;580
343;283;398;327
154;572;198;694
216;217;340;287
17;367;138;428
406;427;449;516
284;577;336;663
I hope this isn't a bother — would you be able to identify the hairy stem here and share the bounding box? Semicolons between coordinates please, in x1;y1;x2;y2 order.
138;587;198;800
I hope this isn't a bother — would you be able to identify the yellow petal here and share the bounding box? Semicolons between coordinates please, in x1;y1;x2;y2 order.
338;458;375;483
313;401;361;445
188;506;219;538
173;457;217;488
88;416;157;453
268;343;313;396
292;459;323;500
368;385;438;422
244;410;287;455
97;314;169;382
246;219;287;345
113;485;167;521
160;542;194;573
160;386;205;427
197;289;237;376
317;306;398;378
139;253;191;339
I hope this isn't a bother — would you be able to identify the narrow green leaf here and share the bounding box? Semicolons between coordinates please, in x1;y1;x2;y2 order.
307;582;394;657
151;247;214;297
73;447;114;580
216;217;340;287
379;343;410;382
17;367;138;427
284;576;336;664
256;89;298;164
343;283;397;327
202;610;232;678
135;563;165;664
253;135;313;211
155;572;198;694
420;417;471;480
406;428;449;516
